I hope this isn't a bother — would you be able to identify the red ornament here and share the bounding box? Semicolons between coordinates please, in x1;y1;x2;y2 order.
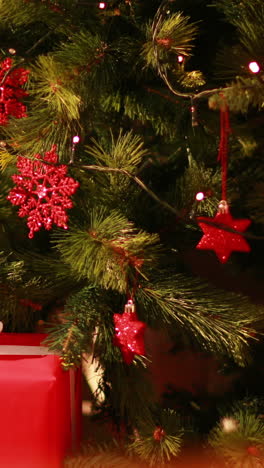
7;145;79;238
113;299;146;364
247;446;260;457
0;58;29;125
153;426;166;441
196;201;251;263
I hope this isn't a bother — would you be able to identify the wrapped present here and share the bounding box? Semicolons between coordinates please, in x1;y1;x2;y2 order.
0;333;82;468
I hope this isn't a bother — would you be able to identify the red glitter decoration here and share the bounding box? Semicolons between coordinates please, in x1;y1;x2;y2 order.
247;446;260;457
0;58;29;125
196;202;251;263
7;145;79;238
153;426;166;441
113;299;146;364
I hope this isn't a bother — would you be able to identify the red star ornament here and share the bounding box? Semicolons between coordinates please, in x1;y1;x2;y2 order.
113;301;146;364
196;211;251;263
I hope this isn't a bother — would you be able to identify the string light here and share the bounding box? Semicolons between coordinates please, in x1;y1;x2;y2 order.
248;61;260;74
70;135;80;163
72;135;80;144
178;55;184;64
191;105;199;127
196;192;205;201
98;2;106;9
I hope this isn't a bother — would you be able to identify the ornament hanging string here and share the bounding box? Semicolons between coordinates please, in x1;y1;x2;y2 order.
217;102;231;201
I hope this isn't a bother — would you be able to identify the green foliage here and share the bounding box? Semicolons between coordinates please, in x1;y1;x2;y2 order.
31;55;81;120
142;13;198;70
86;131;148;172
0;148;16;171
44;285;105;368
137;275;263;366
65;442;147;468
209;78;264;113
129;409;183;466
101;92;183;140
246;183;264;224
178;70;206;89
209;399;264;467
0;2;264;463
53;209;160;292
175;155;220;216
0;253;54;331
0;0;60;28
215;0;264;56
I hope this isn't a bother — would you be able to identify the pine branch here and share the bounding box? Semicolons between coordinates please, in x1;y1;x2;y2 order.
209;398;264;465
129;409;183;467
52;209;160;293
137;274;263;365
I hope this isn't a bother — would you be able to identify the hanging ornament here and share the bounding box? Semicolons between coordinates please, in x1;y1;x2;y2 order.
7;145;79;238
196;200;251;263
196;103;251;263
113;299;146;364
0;58;29;125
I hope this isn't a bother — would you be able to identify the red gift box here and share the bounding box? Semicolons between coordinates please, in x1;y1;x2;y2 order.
0;333;82;468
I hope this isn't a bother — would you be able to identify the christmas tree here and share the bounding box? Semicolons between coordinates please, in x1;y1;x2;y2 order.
0;0;264;466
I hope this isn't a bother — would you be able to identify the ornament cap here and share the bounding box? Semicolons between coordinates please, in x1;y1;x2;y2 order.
218;200;229;214
124;298;135;314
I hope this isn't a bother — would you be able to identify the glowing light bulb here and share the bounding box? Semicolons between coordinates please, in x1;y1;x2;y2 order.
248;61;260;73
98;2;106;8
72;135;80;144
178;55;184;63
196;192;205;201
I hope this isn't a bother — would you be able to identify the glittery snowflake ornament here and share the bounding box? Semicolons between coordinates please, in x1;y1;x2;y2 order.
113;299;146;364
196;200;251;263
7;145;79;238
0;58;29;125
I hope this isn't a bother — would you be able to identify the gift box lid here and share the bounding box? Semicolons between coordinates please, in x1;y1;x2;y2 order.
0;332;47;346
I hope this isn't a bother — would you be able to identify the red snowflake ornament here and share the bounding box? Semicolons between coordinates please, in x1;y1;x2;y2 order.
113;299;146;364
0;58;29;125
7;145;79;238
196;201;251;263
